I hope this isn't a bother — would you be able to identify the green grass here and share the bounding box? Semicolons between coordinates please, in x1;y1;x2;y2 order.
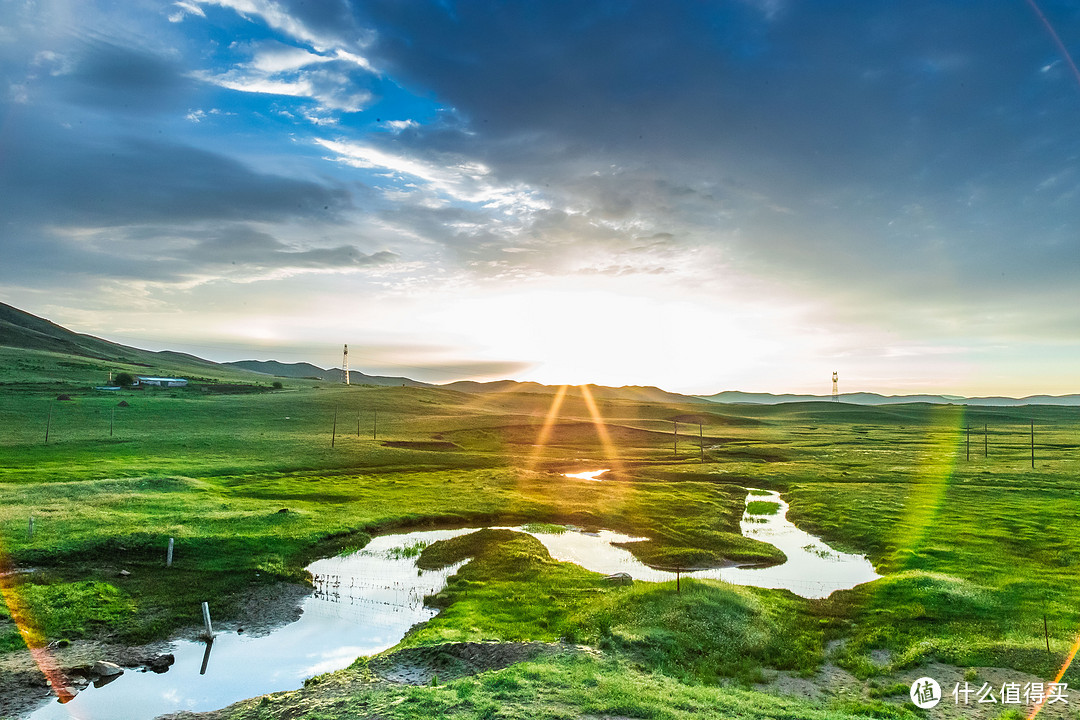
5;353;1080;718
521;523;567;534
410;529;822;683
221;653;893;720
746;500;781;515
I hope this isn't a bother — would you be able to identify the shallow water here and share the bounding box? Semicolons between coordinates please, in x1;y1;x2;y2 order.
523;489;880;599
25;490;878;718
26;530;468;720
562;469;610;481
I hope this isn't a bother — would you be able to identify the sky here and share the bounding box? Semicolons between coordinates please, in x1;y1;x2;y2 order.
2;0;1080;396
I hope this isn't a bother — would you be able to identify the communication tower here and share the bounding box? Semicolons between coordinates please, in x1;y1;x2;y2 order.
342;344;350;385
832;371;838;402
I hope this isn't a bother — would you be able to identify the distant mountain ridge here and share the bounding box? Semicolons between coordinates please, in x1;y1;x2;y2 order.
224;359;433;387
699;390;1080;407
2;300;1077;405
0;301;249;379
442;379;710;405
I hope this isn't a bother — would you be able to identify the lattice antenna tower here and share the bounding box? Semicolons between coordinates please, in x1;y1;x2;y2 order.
342;344;350;385
832;371;838;402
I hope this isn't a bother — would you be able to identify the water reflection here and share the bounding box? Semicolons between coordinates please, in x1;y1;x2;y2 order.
523;490;880;599
26;530;467;720
563;469;610;481
24;493;878;719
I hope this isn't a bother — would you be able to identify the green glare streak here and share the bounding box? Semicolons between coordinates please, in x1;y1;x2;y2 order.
887;404;965;573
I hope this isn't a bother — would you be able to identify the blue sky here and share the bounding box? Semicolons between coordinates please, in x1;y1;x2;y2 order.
2;0;1079;394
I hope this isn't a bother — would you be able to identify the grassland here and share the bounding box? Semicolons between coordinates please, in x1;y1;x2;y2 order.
3;344;1080;719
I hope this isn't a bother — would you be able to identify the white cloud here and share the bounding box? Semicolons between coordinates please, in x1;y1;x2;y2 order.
192;0;369;54
250;45;332;74
316;138;553;217
193;47;374;112
384;119;419;133
168;1;207;23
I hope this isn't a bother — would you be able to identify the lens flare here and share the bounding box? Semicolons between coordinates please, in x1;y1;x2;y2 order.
0;548;75;704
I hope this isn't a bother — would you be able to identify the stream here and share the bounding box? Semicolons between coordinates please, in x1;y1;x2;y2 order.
25;488;879;719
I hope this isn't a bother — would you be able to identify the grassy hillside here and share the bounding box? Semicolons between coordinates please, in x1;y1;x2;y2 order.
3;320;1080;719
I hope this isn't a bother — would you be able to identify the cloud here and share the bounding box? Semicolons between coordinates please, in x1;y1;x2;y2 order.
0;224;399;288
46;39;198;113
194;40;375;112
192;0;371;54
0;125;351;228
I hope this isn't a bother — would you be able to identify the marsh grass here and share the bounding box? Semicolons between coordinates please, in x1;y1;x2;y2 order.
521;523;567;534
745;500;781;515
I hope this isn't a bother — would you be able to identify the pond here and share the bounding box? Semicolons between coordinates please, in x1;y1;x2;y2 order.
25;489;879;719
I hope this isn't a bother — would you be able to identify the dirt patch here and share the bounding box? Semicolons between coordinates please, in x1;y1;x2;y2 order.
157;641;590;720
366;641;569;685
381;441;461;451
225;582;309;637
754;659;1077;720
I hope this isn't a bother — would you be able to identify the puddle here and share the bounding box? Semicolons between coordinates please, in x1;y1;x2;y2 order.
563;469;610;481
25;530;468;720
24;490;878;718
521;489;880;599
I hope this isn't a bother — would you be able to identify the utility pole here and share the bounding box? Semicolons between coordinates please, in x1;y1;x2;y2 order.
699;422;704;464
342;344;350;385
673;421;678;456
966;425;970;461
832;372;839;402
984;423;988;458
331;408;338;448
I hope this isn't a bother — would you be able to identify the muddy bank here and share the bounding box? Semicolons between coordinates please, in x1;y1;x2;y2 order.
157;641;585;720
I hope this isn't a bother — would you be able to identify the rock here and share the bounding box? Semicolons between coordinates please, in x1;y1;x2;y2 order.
277;508;289;514
147;653;175;673
603;572;633;586
118;570;131;577
91;661;124;678
117;401;129;407
56;395;72;401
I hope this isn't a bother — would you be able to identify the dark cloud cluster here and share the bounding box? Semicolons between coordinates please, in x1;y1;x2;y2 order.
336;0;1080;302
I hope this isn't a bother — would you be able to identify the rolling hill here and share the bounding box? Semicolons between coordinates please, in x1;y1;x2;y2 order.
224;359;434;387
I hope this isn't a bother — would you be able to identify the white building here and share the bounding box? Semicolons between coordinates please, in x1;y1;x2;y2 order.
137;376;188;387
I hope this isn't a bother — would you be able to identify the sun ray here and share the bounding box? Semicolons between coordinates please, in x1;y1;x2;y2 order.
525;384;569;470
0;550;75;704
578;384;624;476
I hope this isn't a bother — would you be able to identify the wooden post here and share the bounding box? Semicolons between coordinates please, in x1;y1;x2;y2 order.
676;567;681;593
331;408;338;448
167;537;174;567
1044;606;1051;655
984;423;988;458
673;421;678;456
1031;420;1035;469
110;407;115;437
699;422;704;464
28;516;34;540
201;601;214;638
45;406;52;445
966;425;970;461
